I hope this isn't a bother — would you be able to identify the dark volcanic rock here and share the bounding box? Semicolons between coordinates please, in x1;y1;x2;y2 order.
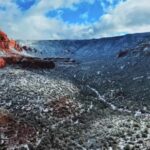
3;56;55;69
117;50;128;58
20;57;55;69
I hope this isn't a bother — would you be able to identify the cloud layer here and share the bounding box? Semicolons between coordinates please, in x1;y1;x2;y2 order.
0;0;150;40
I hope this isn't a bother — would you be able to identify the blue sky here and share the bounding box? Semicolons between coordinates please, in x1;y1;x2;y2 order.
45;0;119;24
0;0;149;39
15;0;37;10
16;0;122;24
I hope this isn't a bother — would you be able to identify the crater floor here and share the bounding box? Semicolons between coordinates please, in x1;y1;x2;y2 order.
0;62;150;150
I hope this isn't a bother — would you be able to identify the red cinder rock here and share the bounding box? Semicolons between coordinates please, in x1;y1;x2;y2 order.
0;111;37;147
0;30;56;69
0;31;8;41
0;30;22;52
0;58;6;68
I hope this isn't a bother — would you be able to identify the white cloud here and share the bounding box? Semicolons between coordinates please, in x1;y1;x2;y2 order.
29;0;95;14
0;0;95;39
92;0;150;38
0;0;150;40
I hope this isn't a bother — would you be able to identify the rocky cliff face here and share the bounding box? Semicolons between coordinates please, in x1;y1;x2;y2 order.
19;32;150;61
0;30;22;53
0;31;55;69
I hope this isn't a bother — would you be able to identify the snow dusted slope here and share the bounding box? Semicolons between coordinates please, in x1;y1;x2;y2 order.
18;32;150;61
2;32;150;149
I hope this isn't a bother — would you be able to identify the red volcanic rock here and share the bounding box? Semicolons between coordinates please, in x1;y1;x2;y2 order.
0;30;8;41
0;30;22;52
0;30;55;69
0;58;6;68
0;111;37;147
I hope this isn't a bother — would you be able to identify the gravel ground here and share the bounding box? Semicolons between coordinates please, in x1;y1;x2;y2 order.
0;64;150;150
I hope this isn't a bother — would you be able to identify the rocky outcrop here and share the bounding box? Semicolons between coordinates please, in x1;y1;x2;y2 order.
2;56;55;69
0;30;55;69
0;57;6;68
0;30;22;52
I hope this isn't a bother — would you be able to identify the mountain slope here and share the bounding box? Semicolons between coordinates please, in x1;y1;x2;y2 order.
19;32;150;61
1;32;150;149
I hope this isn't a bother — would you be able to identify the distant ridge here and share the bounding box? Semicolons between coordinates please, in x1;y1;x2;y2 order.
19;32;150;61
